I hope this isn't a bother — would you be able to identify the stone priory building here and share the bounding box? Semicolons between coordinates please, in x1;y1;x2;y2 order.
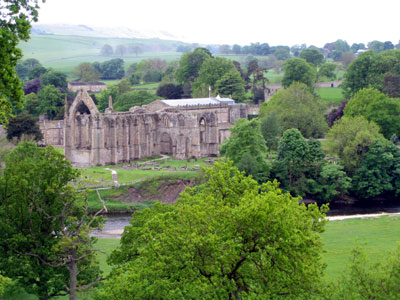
51;89;253;167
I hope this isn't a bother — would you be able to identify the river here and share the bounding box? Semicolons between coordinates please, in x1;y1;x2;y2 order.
92;199;400;238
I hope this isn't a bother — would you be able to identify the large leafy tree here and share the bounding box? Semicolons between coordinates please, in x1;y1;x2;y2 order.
260;82;328;138
352;140;400;199
38;84;65;120
299;48;324;66
219;118;270;182
344;88;400;139
0;143;104;300
6;113;43;141
342;49;400;97
192;57;237;96
40;70;68;90
282;58;316;89
0;0;43;125
99;58;125;80
176;48;211;84
326;116;384;174
75;63;100;82
97;161;328;300
214;70;246;101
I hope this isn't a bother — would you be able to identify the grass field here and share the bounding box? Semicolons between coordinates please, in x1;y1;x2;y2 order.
93;215;400;279
323;215;400;279
19;34;182;77
315;87;345;105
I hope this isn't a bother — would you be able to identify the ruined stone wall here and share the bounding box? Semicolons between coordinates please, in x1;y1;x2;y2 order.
39;120;64;146
40;90;254;166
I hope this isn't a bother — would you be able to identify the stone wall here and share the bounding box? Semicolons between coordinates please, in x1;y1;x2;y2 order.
39;119;64;146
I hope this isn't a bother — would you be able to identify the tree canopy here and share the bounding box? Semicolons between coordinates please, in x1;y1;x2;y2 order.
97;161;327;300
0;143;104;300
6;113;43;141
342;49;400;97
326;116;384;173
0;0;43;125
282;58;316;89
260;82;328;138
219;118;270;182
176;48;212;84
344;88;400;139
299;48;324;66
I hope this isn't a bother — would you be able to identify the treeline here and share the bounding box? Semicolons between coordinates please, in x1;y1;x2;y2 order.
221;49;400;204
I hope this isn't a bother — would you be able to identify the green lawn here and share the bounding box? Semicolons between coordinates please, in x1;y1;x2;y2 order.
322;215;400;279
315;87;345;106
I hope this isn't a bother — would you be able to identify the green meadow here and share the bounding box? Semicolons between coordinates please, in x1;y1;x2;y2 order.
19;34;182;77
315;87;345;105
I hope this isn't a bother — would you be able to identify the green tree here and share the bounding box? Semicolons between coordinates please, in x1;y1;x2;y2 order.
38;85;65;120
260;82;328;138
343;88;400;138
98;161;327;300
16;58;42;81
282;58;316;89
100;58;125;80
342;49;400;97
214;70;246;101
299;48;324;66
0;0;43;125
175;48;212;84
339;51;355;69
317;63;337;81
22;92;41;116
100;44;113;56
0;143;104;300
97;86;118;112
28;65;47;80
368;40;385;53
326;116;384;173
310;164;351;203
6;113;43;141
113;90;157;111
220;119;270;182
192;57;236;96
260;111;283;150
273;129;326;197
352;140;400;199
116;78;131;95
75;63;100;82
40;70;68;90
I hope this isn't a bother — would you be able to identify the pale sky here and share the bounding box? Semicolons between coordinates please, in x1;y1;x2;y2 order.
37;0;400;47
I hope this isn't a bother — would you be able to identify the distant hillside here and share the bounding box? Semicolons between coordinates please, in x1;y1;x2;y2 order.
32;23;184;41
19;33;187;76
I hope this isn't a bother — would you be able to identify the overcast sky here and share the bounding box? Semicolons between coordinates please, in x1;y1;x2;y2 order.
37;0;399;47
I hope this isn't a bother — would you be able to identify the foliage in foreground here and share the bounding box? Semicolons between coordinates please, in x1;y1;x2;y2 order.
96;161;328;300
322;246;400;300
0;143;104;300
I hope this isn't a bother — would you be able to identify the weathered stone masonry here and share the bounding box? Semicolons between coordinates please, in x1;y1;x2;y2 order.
45;89;254;167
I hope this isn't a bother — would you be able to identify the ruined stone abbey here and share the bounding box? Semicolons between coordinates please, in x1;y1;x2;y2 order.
40;89;258;167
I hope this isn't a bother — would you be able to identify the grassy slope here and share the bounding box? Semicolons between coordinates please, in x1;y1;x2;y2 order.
19;34;182;76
